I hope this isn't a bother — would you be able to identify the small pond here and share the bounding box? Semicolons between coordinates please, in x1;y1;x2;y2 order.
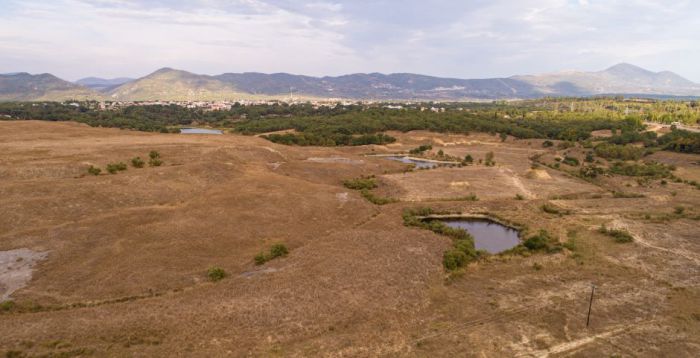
440;218;520;254
180;128;223;134
383;156;442;169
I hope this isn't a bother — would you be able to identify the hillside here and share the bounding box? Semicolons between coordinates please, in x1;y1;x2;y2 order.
75;77;134;92
2;64;699;101
513;63;700;96
106;68;250;101
0;73;102;101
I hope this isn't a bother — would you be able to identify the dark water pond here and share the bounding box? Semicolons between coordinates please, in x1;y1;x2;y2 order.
180;128;223;134
440;218;520;253
384;156;441;169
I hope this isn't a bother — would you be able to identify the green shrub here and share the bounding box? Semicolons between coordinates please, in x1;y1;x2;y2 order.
515;194;525;200
87;165;101;176
409;144;432;154
342;176;377;190
207;267;226;282
269;243;289;258
148;158;163;167
443;249;468;270
0;300;15;312
522;230;562;252
106;162;127;174
254;253;267;265
360;190;397;205
598;225;634;243
608;161;673;178
542;140;554;148
674;206;685;215
484;151;495;166
131;157;145;168
579;165;604;178
562;156;580;166
149;150;160;159
523;231;550;250
255;243;289;265
463;154;473;164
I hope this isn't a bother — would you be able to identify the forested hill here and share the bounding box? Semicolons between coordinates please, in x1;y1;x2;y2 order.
1;64;699;101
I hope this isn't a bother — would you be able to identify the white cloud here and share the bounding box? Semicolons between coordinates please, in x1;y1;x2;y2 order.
0;0;698;82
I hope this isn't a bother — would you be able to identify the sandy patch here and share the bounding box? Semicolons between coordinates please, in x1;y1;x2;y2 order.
0;248;48;302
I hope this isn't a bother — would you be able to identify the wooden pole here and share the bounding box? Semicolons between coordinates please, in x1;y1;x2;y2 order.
586;284;596;328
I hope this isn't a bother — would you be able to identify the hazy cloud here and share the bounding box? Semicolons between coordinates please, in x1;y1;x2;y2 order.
0;0;697;81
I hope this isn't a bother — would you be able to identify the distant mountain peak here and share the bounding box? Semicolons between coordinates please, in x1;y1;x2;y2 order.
603;63;655;76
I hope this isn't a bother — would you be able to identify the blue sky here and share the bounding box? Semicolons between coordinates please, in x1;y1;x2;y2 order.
1;0;698;81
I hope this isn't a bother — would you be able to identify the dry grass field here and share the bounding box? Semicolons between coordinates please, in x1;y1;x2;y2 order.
1;121;699;357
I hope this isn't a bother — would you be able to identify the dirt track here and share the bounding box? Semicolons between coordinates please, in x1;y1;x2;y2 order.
1;121;699;357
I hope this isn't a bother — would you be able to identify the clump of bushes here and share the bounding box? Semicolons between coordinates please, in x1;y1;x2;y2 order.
594;143;645;161
409;144;432;154
484;151;495;166
106;162;127;174
522;230;563;252
608;161;674;178
360;190;397;205
255;243;289;265
148;151;163;167
562;156;580;166
131;157;145;168
542;140;554;148
463;154;474;165
579;165;604;178
87;165;101;176
598;225;634;243
342;176;378;190
207;267;227;282
402;207;481;271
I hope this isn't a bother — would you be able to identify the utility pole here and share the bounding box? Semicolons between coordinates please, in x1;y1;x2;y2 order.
586;284;596;328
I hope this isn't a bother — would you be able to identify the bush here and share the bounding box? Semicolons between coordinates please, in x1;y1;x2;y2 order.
463;154;473;164
269;243;289;258
443;249;468;271
255;243;289;265
87;165;101;176
254;253;267;265
0;300;15;312
484;151;495;166
409;144;432;154
523;230;561;252
562;156;579;166
598;225;634;243
343;176;377;190
515;194;525;200
106;162;127;174
608;161;673;178
523;231;550;250
131;157;145;168
594;143;645;161
148;158;163;167
149;150;161;159
360;190;397;205
542;140;554;148
579;165;604;178
207;267;226;282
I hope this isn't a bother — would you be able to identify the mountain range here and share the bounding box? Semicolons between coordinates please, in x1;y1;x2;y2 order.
2;63;699;102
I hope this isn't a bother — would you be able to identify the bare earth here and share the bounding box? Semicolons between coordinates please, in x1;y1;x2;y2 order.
1;121;699;357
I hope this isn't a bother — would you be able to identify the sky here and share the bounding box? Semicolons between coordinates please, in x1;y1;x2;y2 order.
1;0;699;82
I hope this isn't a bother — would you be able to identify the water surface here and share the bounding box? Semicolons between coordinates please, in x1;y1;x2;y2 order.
440;219;520;253
180;128;223;134
384;156;441;169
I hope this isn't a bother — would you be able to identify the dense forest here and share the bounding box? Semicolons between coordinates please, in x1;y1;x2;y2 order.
1;98;699;153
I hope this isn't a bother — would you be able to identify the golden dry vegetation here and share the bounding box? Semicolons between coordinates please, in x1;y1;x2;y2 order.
1;121;699;357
